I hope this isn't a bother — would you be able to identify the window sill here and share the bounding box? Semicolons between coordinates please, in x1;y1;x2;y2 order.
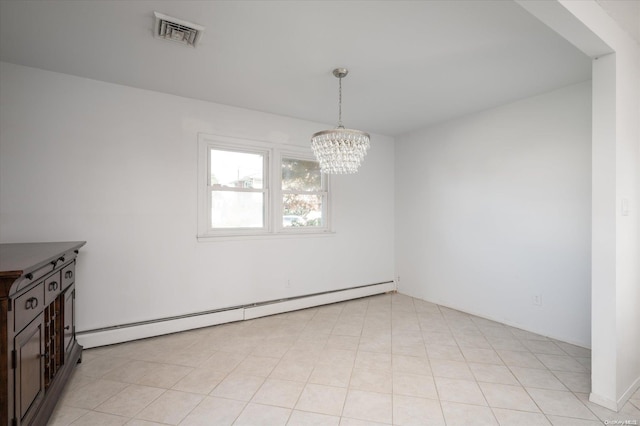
197;230;336;243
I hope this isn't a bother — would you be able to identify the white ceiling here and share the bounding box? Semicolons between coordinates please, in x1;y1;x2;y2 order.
0;0;591;136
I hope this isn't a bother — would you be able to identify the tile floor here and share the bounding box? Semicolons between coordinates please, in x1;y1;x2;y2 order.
49;293;640;425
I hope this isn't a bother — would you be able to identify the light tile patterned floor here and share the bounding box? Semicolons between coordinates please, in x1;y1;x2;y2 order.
49;293;640;425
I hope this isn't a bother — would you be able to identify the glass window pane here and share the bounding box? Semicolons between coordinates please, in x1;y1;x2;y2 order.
211;191;264;228
282;194;323;227
282;158;322;191
211;149;264;189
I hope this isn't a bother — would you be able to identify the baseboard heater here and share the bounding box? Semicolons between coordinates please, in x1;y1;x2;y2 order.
78;281;395;348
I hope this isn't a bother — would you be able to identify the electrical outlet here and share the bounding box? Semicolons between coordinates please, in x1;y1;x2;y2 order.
533;294;542;306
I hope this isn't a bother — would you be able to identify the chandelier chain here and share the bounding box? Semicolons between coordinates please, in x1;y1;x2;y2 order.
337;76;343;128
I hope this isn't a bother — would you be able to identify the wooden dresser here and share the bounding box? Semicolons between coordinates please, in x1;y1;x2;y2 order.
0;242;86;426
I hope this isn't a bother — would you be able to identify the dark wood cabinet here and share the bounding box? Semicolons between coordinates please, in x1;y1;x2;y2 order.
1;242;85;426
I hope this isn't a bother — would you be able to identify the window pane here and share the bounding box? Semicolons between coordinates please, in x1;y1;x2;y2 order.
283;194;323;227
211;149;263;189
282;158;321;191
211;191;264;228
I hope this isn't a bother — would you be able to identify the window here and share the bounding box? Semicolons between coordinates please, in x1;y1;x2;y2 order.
198;134;331;239
281;157;327;229
209;148;267;230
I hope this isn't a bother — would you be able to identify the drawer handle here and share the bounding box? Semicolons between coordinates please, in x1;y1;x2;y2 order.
51;256;65;267
65;271;74;279
25;297;39;310
48;281;58;291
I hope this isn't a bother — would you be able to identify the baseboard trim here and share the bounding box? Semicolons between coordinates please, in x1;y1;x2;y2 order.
589;392;618;411
597;374;640;412
244;281;396;320
78;281;395;348
78;308;244;348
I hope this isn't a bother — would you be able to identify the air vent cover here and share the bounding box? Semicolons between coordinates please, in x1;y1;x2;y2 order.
154;12;204;47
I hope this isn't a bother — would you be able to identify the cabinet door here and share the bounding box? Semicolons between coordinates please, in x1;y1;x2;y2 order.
63;284;75;355
14;313;45;426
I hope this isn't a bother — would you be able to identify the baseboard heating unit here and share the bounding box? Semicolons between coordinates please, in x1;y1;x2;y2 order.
78;281;396;348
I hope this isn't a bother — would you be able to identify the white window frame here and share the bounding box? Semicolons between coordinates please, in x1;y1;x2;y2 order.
197;133;332;240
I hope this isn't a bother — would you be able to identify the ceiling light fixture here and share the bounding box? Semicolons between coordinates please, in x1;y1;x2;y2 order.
311;68;370;174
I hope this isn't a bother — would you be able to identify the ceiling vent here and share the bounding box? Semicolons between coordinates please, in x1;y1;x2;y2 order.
154;12;204;48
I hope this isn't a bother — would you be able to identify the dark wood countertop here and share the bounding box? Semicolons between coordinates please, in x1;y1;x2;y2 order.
0;241;86;296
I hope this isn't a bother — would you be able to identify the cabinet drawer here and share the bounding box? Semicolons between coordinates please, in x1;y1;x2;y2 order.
61;262;75;289
44;271;62;306
15;283;44;332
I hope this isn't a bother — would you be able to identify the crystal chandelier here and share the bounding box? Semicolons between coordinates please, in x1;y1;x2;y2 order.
311;68;370;174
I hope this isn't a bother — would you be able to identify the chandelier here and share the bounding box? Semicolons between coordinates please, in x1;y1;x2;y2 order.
311;68;370;174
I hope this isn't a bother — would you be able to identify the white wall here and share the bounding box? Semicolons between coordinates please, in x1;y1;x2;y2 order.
396;81;592;347
519;0;640;410
0;62;395;334
591;42;640;412
613;44;640;407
